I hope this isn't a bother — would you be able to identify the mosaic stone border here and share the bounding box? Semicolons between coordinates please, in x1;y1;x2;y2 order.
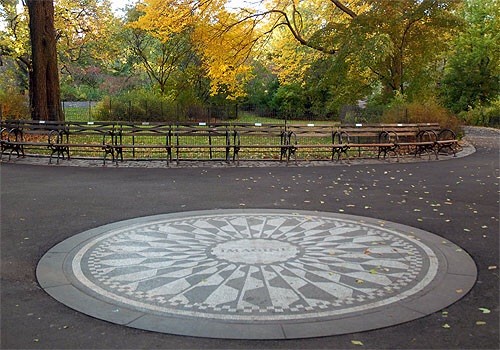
37;210;477;339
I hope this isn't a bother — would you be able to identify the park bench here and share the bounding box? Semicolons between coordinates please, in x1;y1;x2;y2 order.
62;121;116;164
0;120;70;163
285;123;459;162
0;120;460;164
0;120;116;164
1;125;25;160
337;123;460;162
112;122;173;164
381;124;460;159
231;123;290;164
172;123;232;164
98;122;235;165
435;128;461;156
284;124;348;162
338;124;402;161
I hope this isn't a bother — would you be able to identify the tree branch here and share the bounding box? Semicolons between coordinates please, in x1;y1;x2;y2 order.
329;0;357;18
229;10;338;55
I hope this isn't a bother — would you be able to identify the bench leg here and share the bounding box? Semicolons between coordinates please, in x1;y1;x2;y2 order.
166;147;171;166
395;147;400;163
233;147;240;166
288;147;297;165
8;148;18;161
48;147;62;165
103;146;114;166
332;148;344;163
340;147;351;164
377;147;385;160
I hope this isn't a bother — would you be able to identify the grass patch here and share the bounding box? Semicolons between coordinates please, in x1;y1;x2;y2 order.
232;112;284;124
63;107;94;122
63;107;337;126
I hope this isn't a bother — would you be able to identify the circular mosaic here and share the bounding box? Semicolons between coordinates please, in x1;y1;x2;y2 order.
37;210;477;339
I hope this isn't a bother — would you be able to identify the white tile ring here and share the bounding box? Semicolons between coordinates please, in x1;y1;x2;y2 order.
37;209;477;339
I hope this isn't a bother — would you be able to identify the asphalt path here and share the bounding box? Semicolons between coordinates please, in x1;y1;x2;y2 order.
1;126;498;349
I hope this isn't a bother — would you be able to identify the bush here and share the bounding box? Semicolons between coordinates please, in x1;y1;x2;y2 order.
271;84;307;120
94;89;238;122
381;99;462;133
458;98;500;127
0;89;29;120
94;90;178;122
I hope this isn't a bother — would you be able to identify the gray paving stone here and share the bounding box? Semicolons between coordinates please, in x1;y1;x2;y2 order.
1;142;475;169
43;284;145;325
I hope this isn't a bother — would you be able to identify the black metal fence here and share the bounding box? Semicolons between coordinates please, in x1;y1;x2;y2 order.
61;100;238;123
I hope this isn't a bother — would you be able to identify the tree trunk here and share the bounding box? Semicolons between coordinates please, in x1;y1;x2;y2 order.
26;0;63;121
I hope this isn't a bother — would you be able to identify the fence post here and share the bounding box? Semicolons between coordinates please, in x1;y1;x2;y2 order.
88;101;92;121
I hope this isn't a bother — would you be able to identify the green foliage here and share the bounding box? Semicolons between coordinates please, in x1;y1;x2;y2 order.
440;0;500;112
241;61;279;117
0;56;28;92
338;0;460;102
458;97;500;127
61;80;104;101
302;56;367;120
244;55;368;121
94;89;236;122
94;89;177;122
271;83;308;120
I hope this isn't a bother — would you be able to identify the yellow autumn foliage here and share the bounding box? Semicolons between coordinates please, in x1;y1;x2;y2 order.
132;0;458;100
133;0;259;98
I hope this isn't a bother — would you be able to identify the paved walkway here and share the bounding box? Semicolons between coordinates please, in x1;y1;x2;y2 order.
1;126;498;349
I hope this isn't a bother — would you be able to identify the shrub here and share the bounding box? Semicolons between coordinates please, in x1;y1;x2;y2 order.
0;89;29;120
458;98;500;127
381;99;462;132
94;89;239;122
94;90;179;122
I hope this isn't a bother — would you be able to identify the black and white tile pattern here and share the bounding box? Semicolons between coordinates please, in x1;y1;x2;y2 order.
38;210;476;338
